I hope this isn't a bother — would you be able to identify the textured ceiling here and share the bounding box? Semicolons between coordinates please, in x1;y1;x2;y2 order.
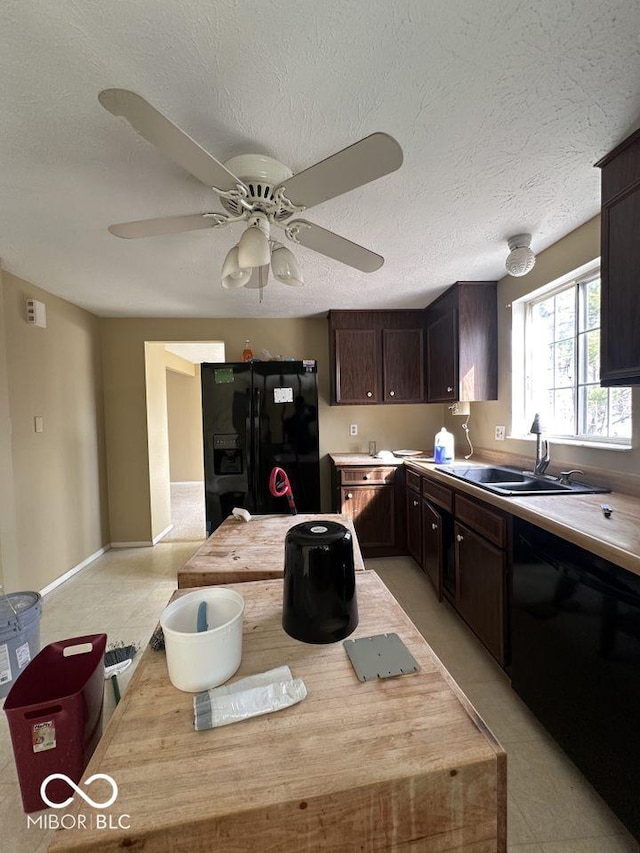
2;0;640;319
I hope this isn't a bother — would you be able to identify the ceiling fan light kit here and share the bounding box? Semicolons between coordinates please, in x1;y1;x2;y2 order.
271;244;304;287
221;246;252;289
505;233;536;277
237;215;271;269
99;89;403;294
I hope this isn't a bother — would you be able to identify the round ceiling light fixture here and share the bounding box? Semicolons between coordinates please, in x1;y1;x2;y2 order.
505;233;536;277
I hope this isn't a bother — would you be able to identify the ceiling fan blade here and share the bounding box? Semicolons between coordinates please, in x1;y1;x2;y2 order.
108;214;216;239
244;265;270;289
98;89;243;191
286;220;383;272
275;132;402;211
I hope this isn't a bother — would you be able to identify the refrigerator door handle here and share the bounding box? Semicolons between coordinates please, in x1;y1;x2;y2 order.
245;388;253;510
253;388;261;506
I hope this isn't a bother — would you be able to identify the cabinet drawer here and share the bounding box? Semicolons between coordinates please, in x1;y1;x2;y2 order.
455;494;506;548
421;477;453;512
340;466;396;485
406;469;422;493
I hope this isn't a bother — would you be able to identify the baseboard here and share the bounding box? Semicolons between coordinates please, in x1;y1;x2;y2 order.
40;546;109;596
109;525;174;549
152;524;174;544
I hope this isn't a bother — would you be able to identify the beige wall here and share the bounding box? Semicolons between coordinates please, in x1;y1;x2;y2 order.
1;272;109;591
166;365;204;483
0;267;18;591
101;317;444;542
445;215;640;484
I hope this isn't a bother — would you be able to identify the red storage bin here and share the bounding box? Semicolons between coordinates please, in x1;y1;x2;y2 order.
4;634;107;812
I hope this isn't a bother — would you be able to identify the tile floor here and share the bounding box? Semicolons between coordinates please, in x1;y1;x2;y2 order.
1;487;638;852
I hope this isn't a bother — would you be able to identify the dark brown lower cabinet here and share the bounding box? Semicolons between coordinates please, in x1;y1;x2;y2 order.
341;485;395;550
403;468;509;667
422;499;443;599
406;486;422;564
454;520;507;665
331;461;406;557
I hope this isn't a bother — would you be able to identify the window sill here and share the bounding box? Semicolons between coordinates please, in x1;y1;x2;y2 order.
507;435;632;451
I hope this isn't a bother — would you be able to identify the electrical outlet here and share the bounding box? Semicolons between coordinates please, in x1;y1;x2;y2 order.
349;423;358;437
495;425;506;441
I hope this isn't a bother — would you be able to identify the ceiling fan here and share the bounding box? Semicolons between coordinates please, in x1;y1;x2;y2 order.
98;89;403;291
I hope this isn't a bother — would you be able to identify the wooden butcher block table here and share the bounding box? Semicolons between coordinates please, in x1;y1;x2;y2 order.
48;571;506;852
178;512;365;588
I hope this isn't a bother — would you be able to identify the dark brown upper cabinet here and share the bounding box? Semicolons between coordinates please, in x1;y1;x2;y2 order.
596;127;640;385
329;310;424;405
424;281;498;403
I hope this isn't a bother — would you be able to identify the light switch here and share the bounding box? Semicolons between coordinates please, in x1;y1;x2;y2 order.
34;416;44;433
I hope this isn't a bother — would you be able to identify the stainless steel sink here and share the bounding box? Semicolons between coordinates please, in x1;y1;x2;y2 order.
439;465;609;496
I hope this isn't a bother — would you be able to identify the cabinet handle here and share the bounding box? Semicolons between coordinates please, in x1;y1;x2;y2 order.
366;391;373;398
456;533;464;542
413;500;419;507
447;386;453;393
431;523;438;530
346;492;353;499
389;390;395;397
363;473;371;480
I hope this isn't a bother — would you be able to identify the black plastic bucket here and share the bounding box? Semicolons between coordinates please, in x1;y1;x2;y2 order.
282;521;358;643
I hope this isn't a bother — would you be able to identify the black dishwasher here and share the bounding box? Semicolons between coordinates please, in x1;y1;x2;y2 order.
512;519;640;839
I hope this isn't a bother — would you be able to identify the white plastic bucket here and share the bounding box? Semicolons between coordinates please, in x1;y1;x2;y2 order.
0;592;42;700
160;588;245;693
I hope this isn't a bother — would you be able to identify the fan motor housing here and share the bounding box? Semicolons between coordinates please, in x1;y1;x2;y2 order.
222;154;294;220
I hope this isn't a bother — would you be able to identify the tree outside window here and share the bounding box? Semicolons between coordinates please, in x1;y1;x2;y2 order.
525;272;631;443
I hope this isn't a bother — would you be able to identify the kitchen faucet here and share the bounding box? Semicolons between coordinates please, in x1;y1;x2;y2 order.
530;413;550;475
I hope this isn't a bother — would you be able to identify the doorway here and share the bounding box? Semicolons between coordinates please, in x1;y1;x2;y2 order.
144;341;224;543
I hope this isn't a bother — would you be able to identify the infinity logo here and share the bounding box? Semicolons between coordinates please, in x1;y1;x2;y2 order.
40;773;119;809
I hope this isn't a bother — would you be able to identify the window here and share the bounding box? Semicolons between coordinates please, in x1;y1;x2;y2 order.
513;265;632;445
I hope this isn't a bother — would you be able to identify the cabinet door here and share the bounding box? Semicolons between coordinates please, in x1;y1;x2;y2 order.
454;521;506;665
422;500;442;598
334;329;380;403
601;186;640;384
382;328;424;402
426;309;457;402
341;485;395;549
406;488;422;565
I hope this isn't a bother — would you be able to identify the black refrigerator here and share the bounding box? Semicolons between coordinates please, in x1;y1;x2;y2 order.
201;360;321;534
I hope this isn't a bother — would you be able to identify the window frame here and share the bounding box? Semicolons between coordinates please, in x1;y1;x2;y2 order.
511;260;632;449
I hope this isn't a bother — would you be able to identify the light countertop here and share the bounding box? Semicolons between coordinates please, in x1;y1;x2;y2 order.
329;452;422;466
405;459;640;577
331;450;640;575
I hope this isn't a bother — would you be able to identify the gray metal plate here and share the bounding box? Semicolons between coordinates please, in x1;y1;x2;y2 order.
343;633;420;682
